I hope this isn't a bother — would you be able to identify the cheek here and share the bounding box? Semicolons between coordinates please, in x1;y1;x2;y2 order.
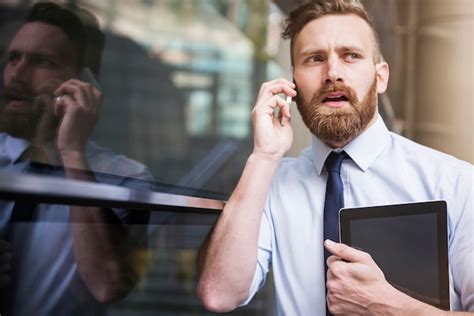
3;65;13;84
295;78;320;104
351;78;374;102
33;70;71;92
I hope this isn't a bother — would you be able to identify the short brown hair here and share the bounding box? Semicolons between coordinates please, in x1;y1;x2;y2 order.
282;0;382;65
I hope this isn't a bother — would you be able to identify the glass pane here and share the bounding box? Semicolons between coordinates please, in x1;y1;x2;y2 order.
0;0;289;197
0;1;287;314
0;200;274;315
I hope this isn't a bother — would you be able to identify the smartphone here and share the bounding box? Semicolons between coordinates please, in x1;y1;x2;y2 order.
79;67;100;90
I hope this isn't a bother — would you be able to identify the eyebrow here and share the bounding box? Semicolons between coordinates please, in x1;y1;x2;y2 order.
6;48;60;61
298;45;365;57
337;45;365;54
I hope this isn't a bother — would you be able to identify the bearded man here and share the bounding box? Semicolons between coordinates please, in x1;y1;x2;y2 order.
196;0;473;315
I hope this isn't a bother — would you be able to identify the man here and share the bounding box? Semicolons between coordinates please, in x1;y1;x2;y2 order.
0;3;151;315
196;0;473;315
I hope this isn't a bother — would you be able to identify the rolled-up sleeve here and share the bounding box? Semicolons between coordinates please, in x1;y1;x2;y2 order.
239;201;273;306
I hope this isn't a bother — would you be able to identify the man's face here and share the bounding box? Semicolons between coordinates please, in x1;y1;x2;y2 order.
1;22;78;139
292;14;389;148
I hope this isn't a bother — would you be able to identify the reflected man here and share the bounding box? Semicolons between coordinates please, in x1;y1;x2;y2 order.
0;2;151;315
196;0;473;315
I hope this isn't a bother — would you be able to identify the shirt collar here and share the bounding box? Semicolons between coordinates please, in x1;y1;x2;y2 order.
5;134;31;163
2;133;60;164
310;115;390;175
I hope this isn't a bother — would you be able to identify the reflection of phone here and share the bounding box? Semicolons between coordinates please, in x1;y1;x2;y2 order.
79;67;100;90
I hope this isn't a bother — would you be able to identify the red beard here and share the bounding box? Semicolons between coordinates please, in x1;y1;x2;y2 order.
296;76;377;147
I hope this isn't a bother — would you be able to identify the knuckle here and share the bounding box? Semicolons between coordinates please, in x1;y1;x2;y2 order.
330;264;340;275
362;252;372;261
326;280;337;292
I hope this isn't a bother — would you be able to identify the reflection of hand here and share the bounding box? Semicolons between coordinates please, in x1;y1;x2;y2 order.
251;78;296;161
0;240;11;289
53;79;101;155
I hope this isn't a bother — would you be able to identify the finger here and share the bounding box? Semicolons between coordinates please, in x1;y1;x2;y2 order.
54;81;93;111
326;254;342;267
53;95;77;117
324;239;370;263
259;79;296;98
280;104;291;126
254;95;289;116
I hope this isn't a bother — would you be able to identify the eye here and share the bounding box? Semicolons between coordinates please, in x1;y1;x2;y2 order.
30;55;57;67
344;52;362;62
307;55;325;63
6;51;21;65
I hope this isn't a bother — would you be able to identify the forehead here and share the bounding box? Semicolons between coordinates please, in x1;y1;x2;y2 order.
8;22;76;59
294;14;375;56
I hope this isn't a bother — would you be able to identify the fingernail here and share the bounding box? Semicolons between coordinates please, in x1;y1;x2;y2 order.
324;239;335;246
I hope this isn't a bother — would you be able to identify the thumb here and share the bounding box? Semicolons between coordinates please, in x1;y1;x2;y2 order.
324;239;369;263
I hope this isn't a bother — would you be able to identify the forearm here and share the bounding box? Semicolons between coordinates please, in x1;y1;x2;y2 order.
62;151;137;302
373;285;469;316
197;153;280;312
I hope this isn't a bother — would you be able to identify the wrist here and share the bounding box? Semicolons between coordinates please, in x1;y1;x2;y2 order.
249;151;283;165
376;285;442;316
59;149;88;170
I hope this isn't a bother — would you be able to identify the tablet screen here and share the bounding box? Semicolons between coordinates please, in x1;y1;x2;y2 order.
339;201;449;310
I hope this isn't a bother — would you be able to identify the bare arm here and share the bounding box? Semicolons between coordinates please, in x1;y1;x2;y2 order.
53;80;139;303
196;78;296;312
63;151;139;303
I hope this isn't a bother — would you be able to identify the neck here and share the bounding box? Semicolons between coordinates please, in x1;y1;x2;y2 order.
324;113;378;149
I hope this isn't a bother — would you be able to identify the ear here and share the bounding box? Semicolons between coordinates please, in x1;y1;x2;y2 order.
375;62;389;94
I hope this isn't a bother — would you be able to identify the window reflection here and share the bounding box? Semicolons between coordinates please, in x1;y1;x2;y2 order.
0;1;284;315
0;1;289;195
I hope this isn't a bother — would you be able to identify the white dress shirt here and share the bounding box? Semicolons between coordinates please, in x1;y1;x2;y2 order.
243;116;473;315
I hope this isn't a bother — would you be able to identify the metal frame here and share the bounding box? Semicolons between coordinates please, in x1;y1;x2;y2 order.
0;172;224;214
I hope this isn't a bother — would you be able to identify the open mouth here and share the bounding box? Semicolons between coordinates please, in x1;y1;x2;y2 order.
322;92;349;103
3;90;35;105
6;94;33;102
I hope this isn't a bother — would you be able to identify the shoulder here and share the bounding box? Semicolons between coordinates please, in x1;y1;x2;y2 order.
388;133;472;172
386;133;472;198
86;141;153;187
277;146;316;180
267;146;320;198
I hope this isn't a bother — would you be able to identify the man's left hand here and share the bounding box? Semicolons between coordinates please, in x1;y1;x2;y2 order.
324;239;408;315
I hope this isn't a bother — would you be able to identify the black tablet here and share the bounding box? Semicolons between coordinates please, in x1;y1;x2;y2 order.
339;200;450;310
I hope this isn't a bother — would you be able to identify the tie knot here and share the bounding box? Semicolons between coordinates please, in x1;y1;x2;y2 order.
325;151;347;173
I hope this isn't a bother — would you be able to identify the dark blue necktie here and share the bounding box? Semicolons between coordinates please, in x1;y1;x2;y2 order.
323;151;347;316
323;151;347;247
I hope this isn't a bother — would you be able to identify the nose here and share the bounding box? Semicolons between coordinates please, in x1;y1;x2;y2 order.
323;55;344;84
7;56;30;84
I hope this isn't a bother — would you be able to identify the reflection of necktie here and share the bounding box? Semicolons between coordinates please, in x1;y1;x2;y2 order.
11;146;55;222
323;151;347;316
9;161;41;223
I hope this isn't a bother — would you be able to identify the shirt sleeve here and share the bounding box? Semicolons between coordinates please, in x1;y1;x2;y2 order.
448;165;474;311
239;199;274;306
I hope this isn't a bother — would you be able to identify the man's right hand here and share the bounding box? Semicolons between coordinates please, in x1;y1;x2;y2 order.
0;240;11;289
251;78;297;160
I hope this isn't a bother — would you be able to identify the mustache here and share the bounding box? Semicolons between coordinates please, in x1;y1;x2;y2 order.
2;83;35;102
313;82;359;105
